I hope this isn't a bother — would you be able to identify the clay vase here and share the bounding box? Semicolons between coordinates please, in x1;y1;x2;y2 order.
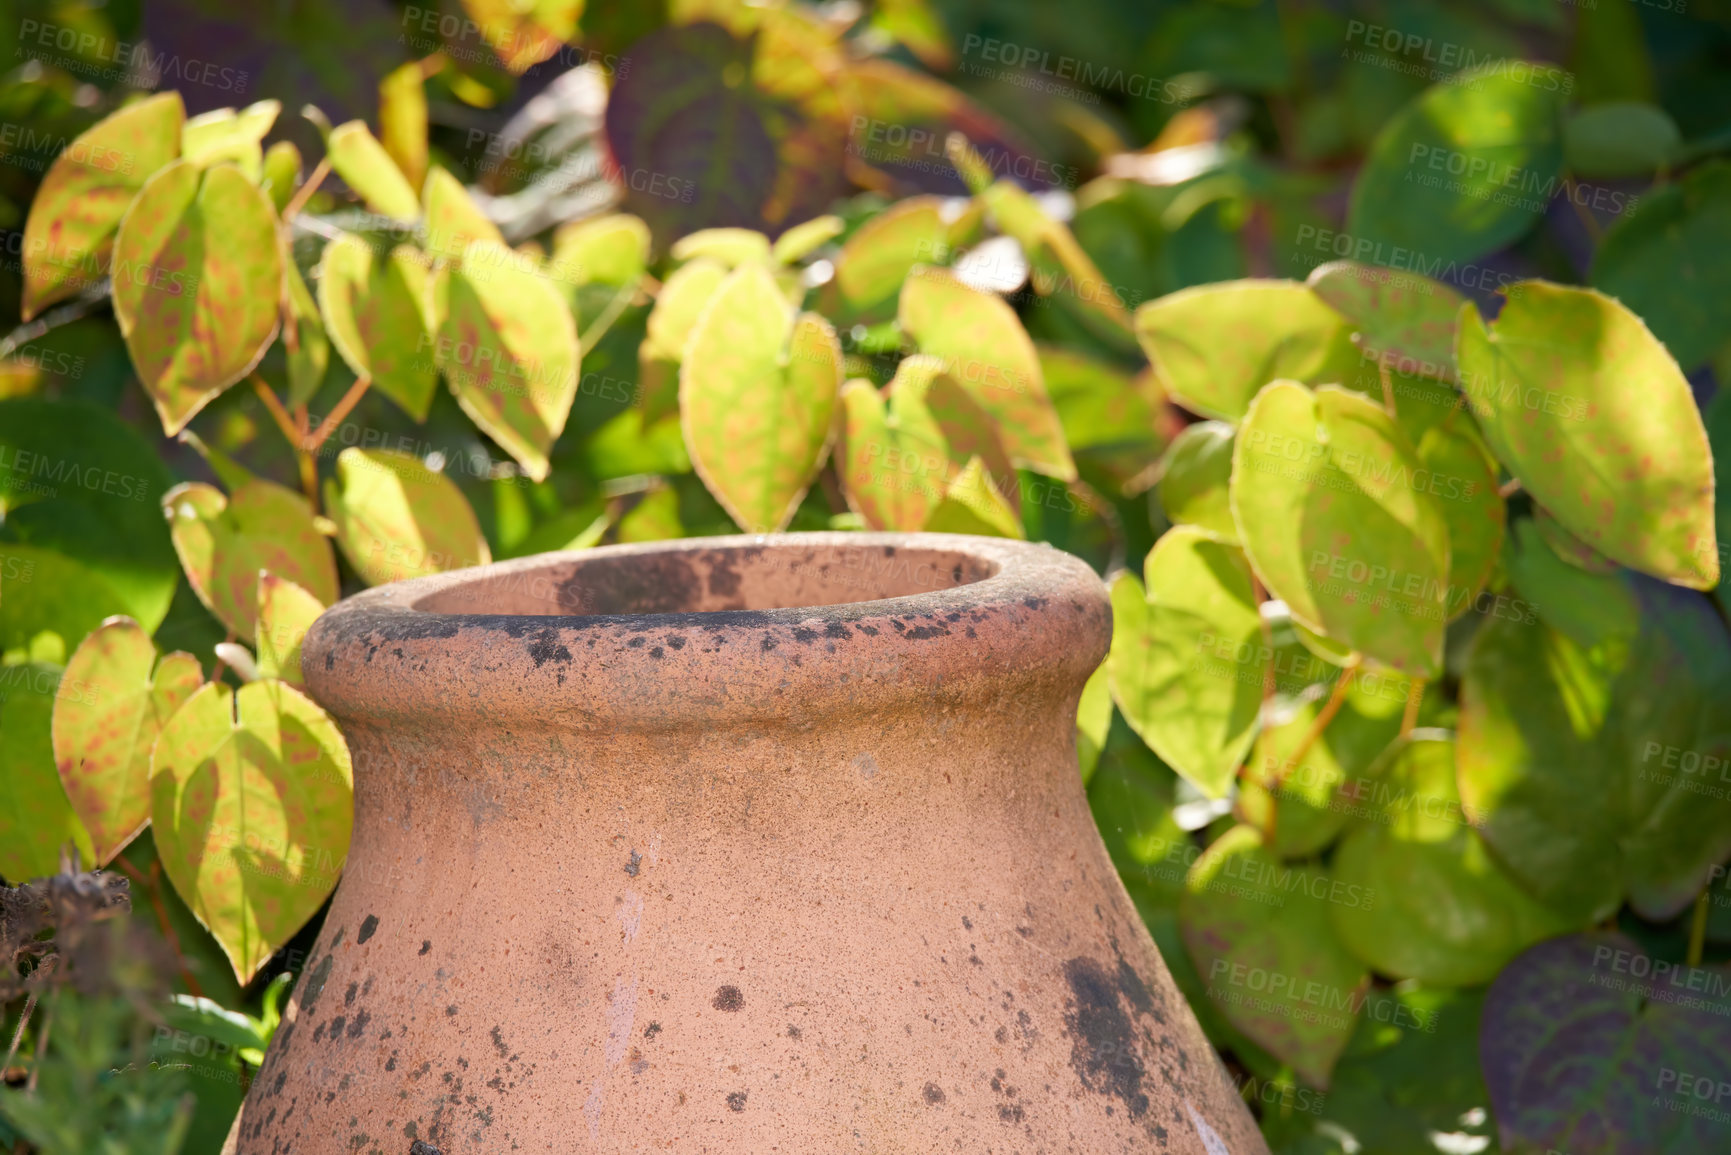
232;532;1266;1154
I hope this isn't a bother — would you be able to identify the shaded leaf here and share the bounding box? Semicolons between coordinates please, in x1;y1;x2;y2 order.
283;260;330;409
150;679;352;983
324;449;490;586
255;575;325;686
0;544;134;662
1041;347;1165;496
1157;421;1236;538
460;0;583;72
52;619;201;865
0;664;94;882
1564;101;1680;179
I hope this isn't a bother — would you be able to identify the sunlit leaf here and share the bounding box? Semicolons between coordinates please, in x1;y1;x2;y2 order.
828;196;950;322
283;260;330;409
771;214;843;264
318;234;437;421
1307;260;1466;383
1157;421;1236;538
551;213;651;287
460;0;584;73
379;62;430;191
327;120;419;223
421;166;504;262
671;227;772;268
255;574;325;686
0;663;94;882
638;256;728;424
923;455;1022;538
324;449;490;586
180;100;280;179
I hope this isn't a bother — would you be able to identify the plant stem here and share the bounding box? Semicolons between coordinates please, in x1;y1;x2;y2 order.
1497;477;1523;499
1688;885;1712;968
0;292;109;361
303;374;372;453
252;375;302;448
578;280;640;357
24;995;50;1093
281;156;332;223
1270;662;1359;795
1400;677;1426;736
1378;361;1398;417
2;956;53;1076
253;375;322;509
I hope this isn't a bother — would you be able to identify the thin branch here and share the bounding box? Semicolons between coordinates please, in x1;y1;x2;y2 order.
3;956;53;1075
303;375;371;453
0;290;111;362
24;997;51;1093
1497;477;1523;499
577;280;641;357
1378;361;1398;418
252;375;303;451
1400;677;1426;737
281;156;332;224
1271;661;1360;794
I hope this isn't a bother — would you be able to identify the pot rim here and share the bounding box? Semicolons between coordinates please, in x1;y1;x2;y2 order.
301;531;1111;731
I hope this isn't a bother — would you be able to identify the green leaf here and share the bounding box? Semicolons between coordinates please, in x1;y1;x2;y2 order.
51;620;201;866
836;362;950;531
0;545;134;663
923;455;1023;538
112;161;284;435
1502;517;1636;650
980;179;1132;336
21;90;184;321
1457;282;1717;587
828;197;949;321
318;234;437;421
1231;382;1451;677
1534;505;1618;574
261;141;303;214
327;120;419;223
324;449;491;586
1108;528;1262;798
1459;570;1731;922
1347;62;1566;266
671;228;772;268
255;574;325;686
435;239;580;482
1328;732;1573;986
1135;280;1363;422
1307;260;1467;383
771;214;843;264
1563;101;1680;179
1591;160;1731;374
1086;723;1185;905
283;260;330;409
180;100;281;179
638;256;728;423
163;480;339;639
1075;662;1111;785
1157;421;1236;539
1409;412;1504;620
681;263;840;532
1040;346;1165;496
0;398;179;633
0;663;94;881
1179;825;1369;1087
150;679;352;983
421;166;504;262
898;265;1074;479
550;213;651;288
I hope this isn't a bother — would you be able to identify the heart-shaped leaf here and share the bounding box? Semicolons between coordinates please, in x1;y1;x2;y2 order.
551;213;651;288
1;664;95;882
1481;934;1731;1154
923;455;1023;538
1328;732;1573;986
1460;563;1731;923
1231;382;1451;676
681;263;841;532
1457;282;1717;587
21;90;183;321
421;166;504;262
318;234;437;421
163;480;339;639
638;256;728;423
180;100;280;178
1591;160;1731;374
827;197;950;322
1307;260;1466;383
435;239;580;482
150;679;353;983
1108;528;1262;798
256;574;326;686
327;120;419;222
1348;63;1565;266
112;161;284;435
1179;824;1370;1088
52;619;201;865
898;265;1074;479
770;214;843;265
1135;281;1363;422
836;361;951;531
324;449;490;586
1564;101;1681;179
1157;421;1237;538
0;398;179;633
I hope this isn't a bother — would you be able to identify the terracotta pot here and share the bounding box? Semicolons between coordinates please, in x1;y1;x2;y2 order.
231;532;1266;1154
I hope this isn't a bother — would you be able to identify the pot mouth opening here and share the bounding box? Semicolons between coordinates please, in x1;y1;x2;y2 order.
408;541;1001;617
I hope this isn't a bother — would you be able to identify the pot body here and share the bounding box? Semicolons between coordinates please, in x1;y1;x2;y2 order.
232;534;1266;1154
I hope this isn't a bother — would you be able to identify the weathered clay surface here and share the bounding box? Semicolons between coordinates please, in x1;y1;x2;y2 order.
232;533;1268;1154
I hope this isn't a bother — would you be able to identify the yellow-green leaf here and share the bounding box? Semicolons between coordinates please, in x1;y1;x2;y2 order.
550;213;650;287
318;234;437;421
180;100;281;179
460;0;583;73
923;455;1024;538
324;448;490;585
379;62;430;191
283;259;330;409
255;575;326;686
422;166;503;261
829;196;949;321
52;618;201;865
771;214;843;264
671;227;771;268
328;120;419;223
150;679;353;983
1;664;94;881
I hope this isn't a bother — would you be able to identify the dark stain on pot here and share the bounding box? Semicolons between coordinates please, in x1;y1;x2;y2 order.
786;1024;801;1039
558;552;701;614
420;940;432;955
1062;955;1150;1119
824;622;850;639
857;623;879;636
344;980;359;1006
706;553;743;599
627;636;646;648
726;1091;748;1112
761;634;778;651
625;849;641;877
491;1025;509;1059
649;645;665;658
713;985;744;1012
325;1015;345;1041
446;1004;459;1017
408;1141;442;1155
665;634;687;649
792;627;817;644
526;628;572;667
347;1009;370;1039
300;952;336;1012
644;1021;662;1040
922;1082;945;1105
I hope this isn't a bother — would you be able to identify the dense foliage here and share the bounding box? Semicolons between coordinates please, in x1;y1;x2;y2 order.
3;0;1731;1152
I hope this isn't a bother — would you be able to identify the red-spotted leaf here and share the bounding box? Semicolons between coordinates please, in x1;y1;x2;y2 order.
1456;282;1718;588
324;449;490;586
898;265;1074;478
21;91;184;321
256;575;326;686
52;618;202;865
318;234;437;421
150;679;353;983
163;480;339;638
111;161;284;434
0;664;95;882
1307;260;1466;383
435;239;580;482
828;196;950;321
836;359;952;531
681;263;841;532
